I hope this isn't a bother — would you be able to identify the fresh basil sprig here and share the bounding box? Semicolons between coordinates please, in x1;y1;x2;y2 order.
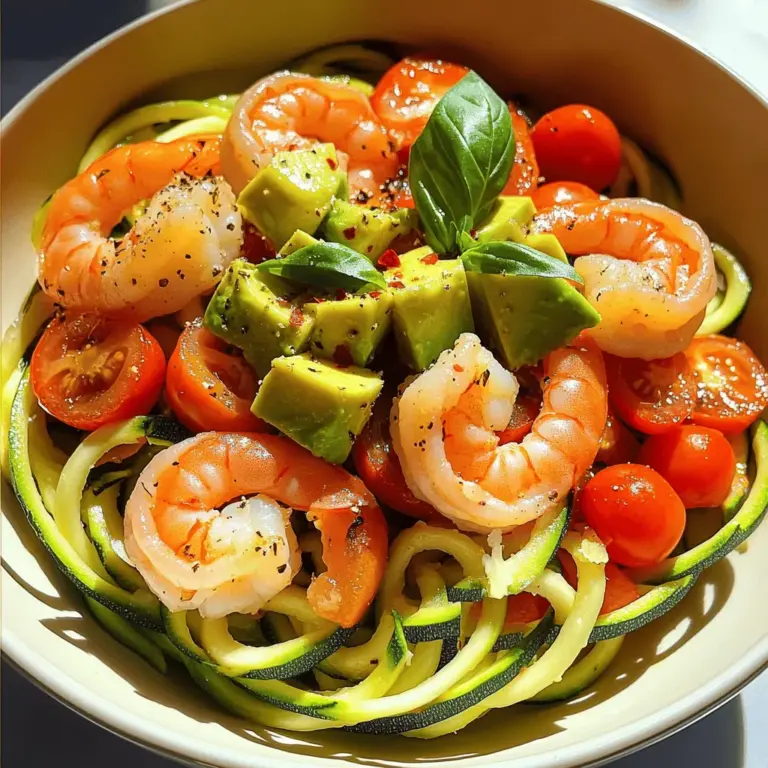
258;242;386;293
409;71;514;255
461;241;583;282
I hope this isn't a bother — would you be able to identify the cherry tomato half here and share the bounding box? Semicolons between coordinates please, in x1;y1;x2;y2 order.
638;425;737;508
558;551;640;614
685;335;768;434
580;464;686;568
606;353;696;435
531;104;622;191
165;320;266;433
470;591;549;626
241;222;276;264
596;407;640;465
371;57;469;149
31;314;165;431
497;393;542;445
352;397;442;522
531;181;600;210
502;105;540;197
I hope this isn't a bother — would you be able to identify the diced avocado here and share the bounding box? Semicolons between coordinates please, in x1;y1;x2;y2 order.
237;143;347;250
526;232;568;263
252;354;383;464
386;246;474;371
304;290;393;367
475;196;536;244
323;200;418;261
468;272;600;369
204;259;314;378
279;229;319;256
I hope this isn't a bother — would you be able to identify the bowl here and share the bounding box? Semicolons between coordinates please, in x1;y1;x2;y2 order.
2;0;767;766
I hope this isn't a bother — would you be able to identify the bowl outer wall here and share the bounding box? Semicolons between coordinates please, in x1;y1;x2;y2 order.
1;0;767;767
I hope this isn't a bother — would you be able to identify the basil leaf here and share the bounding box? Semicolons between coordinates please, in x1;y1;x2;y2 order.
409;71;514;255
461;240;583;283
258;242;387;293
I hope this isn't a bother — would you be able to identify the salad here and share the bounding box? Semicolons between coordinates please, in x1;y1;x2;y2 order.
3;42;767;739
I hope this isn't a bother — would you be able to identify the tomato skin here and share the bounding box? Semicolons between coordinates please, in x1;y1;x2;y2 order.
497;393;542;445
685;335;768;434
638;425;736;508
31;314;165;431
531;181;599;210
580;464;686;568
606;353;696;435
597;407;640;465
470;591;549;626
531;105;622;191
371;57;468;149
165;320;266;433
502;105;540;196
352;398;441;522
241;222;276;264
558;551;640;614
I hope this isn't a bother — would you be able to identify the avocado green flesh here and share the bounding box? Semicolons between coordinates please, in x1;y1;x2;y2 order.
323;199;417;261
204;259;314;378
475;196;536;244
387;247;474;371
252;353;383;464
238;143;347;250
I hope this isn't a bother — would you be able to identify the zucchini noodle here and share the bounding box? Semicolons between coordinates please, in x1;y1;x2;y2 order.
698;244;751;336
288;43;394;81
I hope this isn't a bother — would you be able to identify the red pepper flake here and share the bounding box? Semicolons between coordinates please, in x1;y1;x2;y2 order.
335;288;349;301
369;291;382;299
343;226;357;240
377;249;400;268
388;280;405;290
326;157;338;170
469;229;477;238
276;298;291;308
308;296;327;304
333;345;354;368
420;253;439;265
453;364;465;373
289;306;306;327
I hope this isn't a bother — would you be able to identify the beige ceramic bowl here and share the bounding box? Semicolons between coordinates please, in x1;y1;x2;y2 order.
2;0;768;765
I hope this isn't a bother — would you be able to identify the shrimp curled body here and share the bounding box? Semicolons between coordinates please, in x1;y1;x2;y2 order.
221;72;399;205
391;334;607;533
125;432;387;626
40;138;241;321
531;199;717;359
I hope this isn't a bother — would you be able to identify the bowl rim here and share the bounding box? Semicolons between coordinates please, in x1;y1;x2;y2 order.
2;0;767;766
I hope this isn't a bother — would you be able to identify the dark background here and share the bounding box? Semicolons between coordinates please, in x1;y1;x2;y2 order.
1;1;761;766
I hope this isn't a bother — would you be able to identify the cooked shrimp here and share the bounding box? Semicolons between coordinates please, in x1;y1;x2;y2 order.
39;138;242;322
391;334;607;533
124;432;388;625
221;72;399;206
531;199;717;359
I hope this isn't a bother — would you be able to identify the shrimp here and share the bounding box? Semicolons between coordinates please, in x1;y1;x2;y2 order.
221;72;399;206
124;432;388;626
531;199;717;359
39;137;242;322
391;334;607;533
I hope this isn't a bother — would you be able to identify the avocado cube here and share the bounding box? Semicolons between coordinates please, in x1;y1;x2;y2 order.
323;199;418;261
279;229;320;256
237;143;347;250
468;273;600;369
525;232;569;263
475;196;536;244
252;354;383;464
304;290;393;367
386;246;474;371
204;259;314;378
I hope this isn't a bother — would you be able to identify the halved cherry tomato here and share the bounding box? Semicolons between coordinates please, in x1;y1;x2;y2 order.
558;551;640;614
531;181;600;210
638;425;736;508
497;393;542;445
30;314;165;431
352;397;442;522
241;221;276;264
580;463;686;568
165;320;266;433
502;105;540;196
605;353;696;435
596;406;640;465
470;591;549;625
371;57;469;149
531;104;622;191
684;335;768;434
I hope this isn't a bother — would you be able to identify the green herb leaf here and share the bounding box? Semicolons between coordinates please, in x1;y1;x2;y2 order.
257;242;387;293
409;71;514;255
461;240;583;282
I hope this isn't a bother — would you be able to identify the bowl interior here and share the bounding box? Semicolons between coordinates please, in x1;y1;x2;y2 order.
2;1;768;767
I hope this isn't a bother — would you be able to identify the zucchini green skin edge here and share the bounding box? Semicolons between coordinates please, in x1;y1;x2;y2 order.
630;420;768;585
697;244;751;336
8;367;185;629
347;612;555;734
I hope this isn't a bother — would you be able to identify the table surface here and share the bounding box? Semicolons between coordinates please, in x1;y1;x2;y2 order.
2;0;766;766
